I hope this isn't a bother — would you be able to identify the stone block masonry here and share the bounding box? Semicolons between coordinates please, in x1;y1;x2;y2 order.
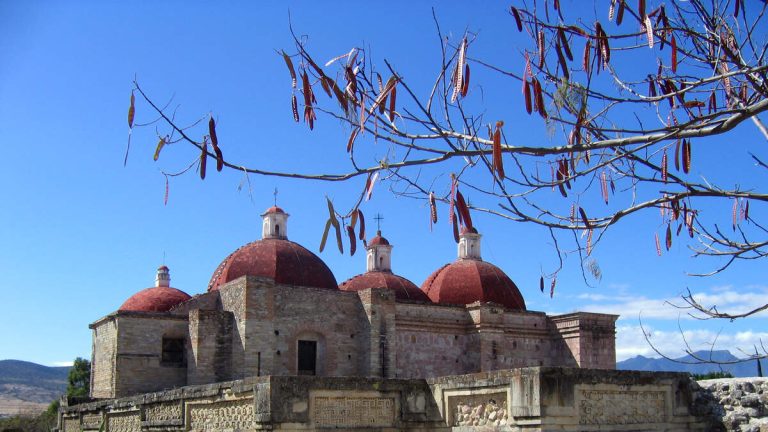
59;367;714;431
693;377;768;432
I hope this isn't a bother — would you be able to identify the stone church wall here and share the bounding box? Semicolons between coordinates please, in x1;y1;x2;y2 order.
90;317;117;398
113;314;189;397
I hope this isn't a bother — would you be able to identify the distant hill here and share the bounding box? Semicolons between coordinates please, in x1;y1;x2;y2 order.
617;350;766;377
0;360;70;417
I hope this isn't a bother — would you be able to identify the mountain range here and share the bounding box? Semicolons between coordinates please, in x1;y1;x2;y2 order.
0;360;69;417
617;350;766;377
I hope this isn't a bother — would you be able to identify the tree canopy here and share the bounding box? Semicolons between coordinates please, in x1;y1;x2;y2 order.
130;0;768;325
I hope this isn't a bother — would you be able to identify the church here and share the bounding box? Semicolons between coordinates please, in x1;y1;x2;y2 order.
88;205;617;399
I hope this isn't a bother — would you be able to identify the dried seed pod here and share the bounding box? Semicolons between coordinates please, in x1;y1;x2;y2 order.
429;192;438;224
661;150;668;182
639;0;646;20
347;127;359;153
524;80;533;114
616;0;625;25
461;64;470;98
153;137;166;162
347;225;357;256
674;139;681;171
556;41;570;80
665;224;672;250
550;276;556;298
128;92;135;128
358;209;366;240
539;276;544;292
732;198;738;231
212;141;224;172
537;30;545;69
492;121;505;179
682;139;691;173
388;87;397;122
451;37;467;103
319;219;332;252
608;0;616;21
456;191;473;230
601;171;609;204
671;34;678;73
281;50;297;88
582;40;591;75
511;6;523;32
291;94;299;122
645;15;654;49
208;116;218;149
655;232;662;256
579;207;591;229
558;28;573;61
199;139;207;180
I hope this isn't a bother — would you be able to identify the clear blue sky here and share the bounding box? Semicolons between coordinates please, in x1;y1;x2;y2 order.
1;1;766;366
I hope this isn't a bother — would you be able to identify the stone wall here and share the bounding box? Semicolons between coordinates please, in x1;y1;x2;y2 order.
114;314;189;397
61;367;713;431
693;377;768;431
90;317;117;398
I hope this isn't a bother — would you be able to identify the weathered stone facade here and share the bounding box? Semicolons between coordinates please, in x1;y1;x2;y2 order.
60;368;714;431
90;274;617;399
692;377;768;431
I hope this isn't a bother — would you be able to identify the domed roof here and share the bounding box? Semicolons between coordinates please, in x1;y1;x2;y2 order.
369;231;390;246
339;271;430;302
263;206;285;214
119;286;191;312
421;259;526;310
207;238;338;291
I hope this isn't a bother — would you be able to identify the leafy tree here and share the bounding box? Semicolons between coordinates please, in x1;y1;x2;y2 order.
692;371;734;380
129;1;768;359
66;357;90;398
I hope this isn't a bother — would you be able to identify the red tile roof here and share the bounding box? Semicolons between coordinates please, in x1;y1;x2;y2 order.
119;286;192;312
421;259;526;310
207;238;338;291
339;271;430;302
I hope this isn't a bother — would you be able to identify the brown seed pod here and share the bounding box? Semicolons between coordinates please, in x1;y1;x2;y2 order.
601;171;609;204
456;191;473;230
319;219;332;253
671;34;678;73
212;141;223;172
451;37;467;104
665;224;672;250
558;28;573;61
128;92;135;128
492;123;504;179
579;207;591;229
661;150;668;182
153;137;166;162
510;6;523;32
582;40;591;75
358;209;366;240
208;116;218;149
461;64;470;98
281;50;297;89
388;87;397;122
556;41;570;80
539;276;544;292
524;80;533;114
682;139;691;173
537;29;545;69
347;225;357;256
347;127;359;153
199;140;207;180
617;0;625;25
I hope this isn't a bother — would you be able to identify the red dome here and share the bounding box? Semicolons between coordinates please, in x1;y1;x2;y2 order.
119;286;191;312
368;231;390;246
421;260;526;310
339;271;430;302
208;238;338;291
263;206;285;214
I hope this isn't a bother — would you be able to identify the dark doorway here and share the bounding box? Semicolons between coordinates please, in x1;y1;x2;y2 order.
297;340;317;375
